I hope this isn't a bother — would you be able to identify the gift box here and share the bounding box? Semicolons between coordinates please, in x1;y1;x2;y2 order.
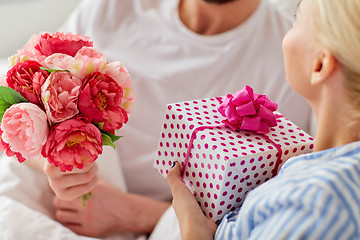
154;88;314;223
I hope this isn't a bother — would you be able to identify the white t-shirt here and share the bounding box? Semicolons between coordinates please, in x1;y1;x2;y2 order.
60;0;312;201
268;0;299;19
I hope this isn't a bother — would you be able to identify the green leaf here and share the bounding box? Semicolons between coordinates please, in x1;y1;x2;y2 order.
0;87;28;122
101;130;123;149
0;86;28;104
40;67;69;73
102;133;116;149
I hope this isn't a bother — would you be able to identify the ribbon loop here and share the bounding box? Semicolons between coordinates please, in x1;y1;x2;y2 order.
218;85;278;134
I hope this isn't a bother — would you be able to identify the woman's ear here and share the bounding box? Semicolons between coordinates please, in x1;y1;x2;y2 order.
310;48;337;85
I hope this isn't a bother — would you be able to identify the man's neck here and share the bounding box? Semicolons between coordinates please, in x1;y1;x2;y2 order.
178;0;261;35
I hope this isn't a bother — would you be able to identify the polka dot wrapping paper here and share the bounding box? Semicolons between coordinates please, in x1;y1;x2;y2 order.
154;96;315;223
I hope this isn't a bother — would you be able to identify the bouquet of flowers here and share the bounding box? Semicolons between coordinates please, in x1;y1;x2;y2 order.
0;32;135;205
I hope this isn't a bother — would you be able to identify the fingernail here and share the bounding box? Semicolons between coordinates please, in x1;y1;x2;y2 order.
171;161;177;169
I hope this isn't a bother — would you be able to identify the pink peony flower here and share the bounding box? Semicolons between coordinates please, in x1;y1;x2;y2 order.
78;72;128;133
7;60;49;106
9;34;44;66
74;47;108;78
35;32;93;58
0;103;49;162
42;118;103;172
0;74;8;87
0;130;26;163
41;71;82;123
218;85;278;134
101;62;135;114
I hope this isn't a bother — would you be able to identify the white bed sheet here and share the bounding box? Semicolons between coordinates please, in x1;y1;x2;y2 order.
0;148;145;240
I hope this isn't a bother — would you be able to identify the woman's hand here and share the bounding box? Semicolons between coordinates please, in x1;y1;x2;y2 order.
44;161;99;201
167;162;218;240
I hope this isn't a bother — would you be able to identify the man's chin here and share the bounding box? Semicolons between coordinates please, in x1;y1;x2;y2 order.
202;0;237;5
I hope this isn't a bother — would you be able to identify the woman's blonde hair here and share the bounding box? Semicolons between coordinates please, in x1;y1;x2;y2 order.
312;0;360;102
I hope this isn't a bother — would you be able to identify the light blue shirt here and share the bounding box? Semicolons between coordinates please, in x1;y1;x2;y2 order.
216;141;360;239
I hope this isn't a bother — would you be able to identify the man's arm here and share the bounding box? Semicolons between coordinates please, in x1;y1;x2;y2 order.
44;162;170;237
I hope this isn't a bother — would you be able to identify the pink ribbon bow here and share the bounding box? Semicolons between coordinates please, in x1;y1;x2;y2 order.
218;85;278;134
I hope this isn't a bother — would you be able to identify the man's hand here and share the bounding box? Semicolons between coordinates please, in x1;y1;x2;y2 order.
52;180;171;237
44;161;99;201
167;162;218;240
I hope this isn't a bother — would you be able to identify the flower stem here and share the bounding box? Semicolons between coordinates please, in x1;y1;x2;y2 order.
81;191;92;207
